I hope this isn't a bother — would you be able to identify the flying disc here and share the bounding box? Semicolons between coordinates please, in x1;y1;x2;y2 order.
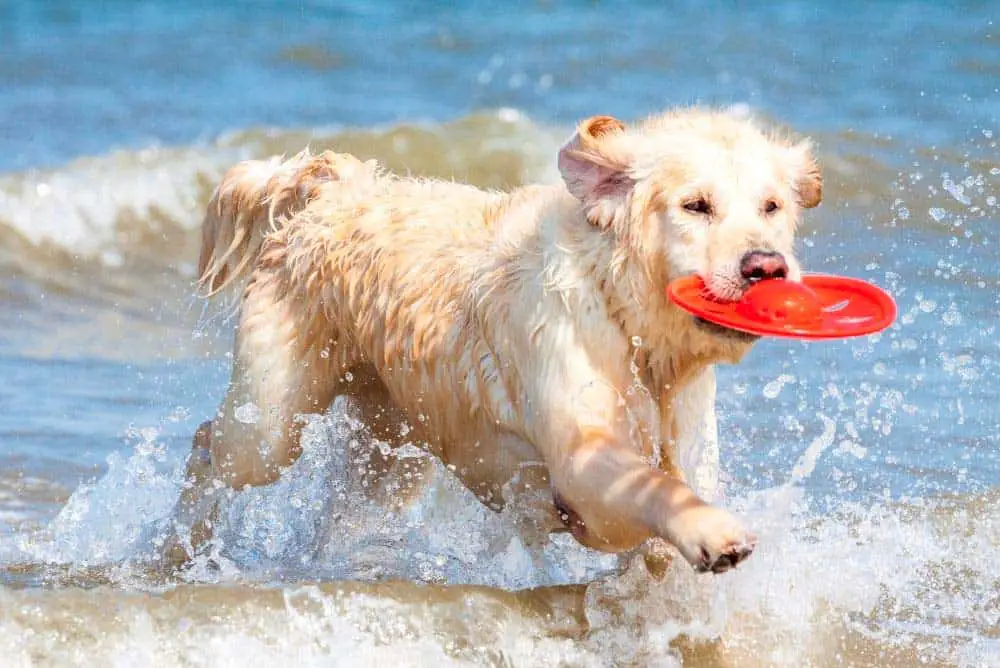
667;275;897;339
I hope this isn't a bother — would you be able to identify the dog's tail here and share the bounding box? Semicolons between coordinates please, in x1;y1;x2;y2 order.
197;149;377;296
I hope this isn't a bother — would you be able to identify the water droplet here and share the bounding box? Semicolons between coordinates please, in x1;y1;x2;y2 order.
942;179;971;205
235;402;261;424
167;406;190;422
837;439;868;459
762;374;795;399
942;306;962;327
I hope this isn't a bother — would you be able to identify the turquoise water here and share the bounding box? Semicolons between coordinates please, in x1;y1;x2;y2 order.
2;1;997;169
0;2;997;666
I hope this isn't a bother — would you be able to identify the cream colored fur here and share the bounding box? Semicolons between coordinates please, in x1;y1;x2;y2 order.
167;108;822;575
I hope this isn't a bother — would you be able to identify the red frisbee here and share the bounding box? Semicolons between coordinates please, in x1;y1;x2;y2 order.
667;274;897;340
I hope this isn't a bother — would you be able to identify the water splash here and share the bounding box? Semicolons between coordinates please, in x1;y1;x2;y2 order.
5;394;993;666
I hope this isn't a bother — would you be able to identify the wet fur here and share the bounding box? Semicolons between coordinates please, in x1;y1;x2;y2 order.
170;108;821;574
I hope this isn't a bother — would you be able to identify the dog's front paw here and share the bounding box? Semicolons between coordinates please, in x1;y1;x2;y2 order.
665;504;756;574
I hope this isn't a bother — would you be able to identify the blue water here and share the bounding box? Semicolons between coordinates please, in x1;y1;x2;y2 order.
2;1;998;170
1;0;997;518
0;2;997;664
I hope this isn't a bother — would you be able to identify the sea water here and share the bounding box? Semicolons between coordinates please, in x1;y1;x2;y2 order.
0;2;997;666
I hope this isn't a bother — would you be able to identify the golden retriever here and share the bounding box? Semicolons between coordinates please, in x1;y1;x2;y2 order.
166;108;821;575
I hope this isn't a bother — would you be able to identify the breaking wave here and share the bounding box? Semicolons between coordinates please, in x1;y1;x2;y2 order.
1;396;996;667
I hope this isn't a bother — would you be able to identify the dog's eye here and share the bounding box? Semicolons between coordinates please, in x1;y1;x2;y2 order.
764;200;780;214
682;198;712;216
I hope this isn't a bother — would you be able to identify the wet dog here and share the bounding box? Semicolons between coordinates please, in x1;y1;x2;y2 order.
167;109;821;575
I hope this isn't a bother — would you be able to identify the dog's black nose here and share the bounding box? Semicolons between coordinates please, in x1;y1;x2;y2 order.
740;250;788;284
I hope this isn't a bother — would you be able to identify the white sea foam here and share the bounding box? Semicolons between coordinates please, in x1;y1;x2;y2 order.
0;112;563;266
6;399;994;667
0;145;242;258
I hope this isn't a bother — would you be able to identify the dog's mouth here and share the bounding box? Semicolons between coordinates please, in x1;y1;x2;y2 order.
693;316;760;343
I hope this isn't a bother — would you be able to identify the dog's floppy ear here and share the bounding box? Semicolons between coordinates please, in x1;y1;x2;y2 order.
558;115;634;220
787;139;822;209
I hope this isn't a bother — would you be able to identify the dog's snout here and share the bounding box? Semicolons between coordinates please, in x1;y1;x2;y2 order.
740;250;788;284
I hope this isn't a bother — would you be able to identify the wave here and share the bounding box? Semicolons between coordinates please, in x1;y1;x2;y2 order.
0;110;562;273
3;109;994;275
2;401;997;666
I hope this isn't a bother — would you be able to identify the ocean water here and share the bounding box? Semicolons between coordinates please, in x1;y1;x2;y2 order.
0;1;998;666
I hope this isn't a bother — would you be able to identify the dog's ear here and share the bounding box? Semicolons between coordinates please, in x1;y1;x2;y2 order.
787;139;822;209
558;116;634;220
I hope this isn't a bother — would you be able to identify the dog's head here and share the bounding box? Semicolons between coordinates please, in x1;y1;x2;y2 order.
558;109;821;351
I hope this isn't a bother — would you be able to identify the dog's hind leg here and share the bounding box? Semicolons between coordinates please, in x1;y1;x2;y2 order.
164;259;350;566
338;364;440;512
162;420;218;567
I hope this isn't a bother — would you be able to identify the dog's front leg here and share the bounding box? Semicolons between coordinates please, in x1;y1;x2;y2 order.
536;374;754;574
551;432;753;573
661;366;721;501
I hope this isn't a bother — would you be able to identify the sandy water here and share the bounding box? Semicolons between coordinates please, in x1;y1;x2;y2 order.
0;2;998;666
